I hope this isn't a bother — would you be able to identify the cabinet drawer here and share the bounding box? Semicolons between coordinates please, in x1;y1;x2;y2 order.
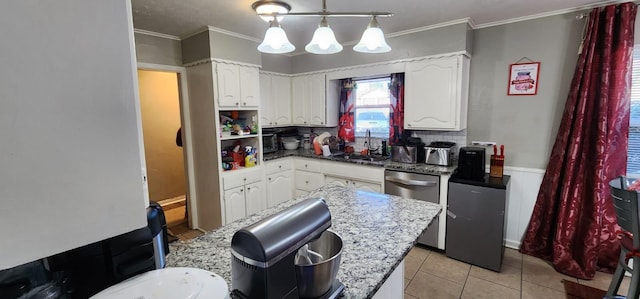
295;170;324;191
322;161;384;183
294;158;323;172
223;169;263;190
265;159;293;175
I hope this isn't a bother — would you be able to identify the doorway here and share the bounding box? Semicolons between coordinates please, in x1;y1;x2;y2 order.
136;64;200;239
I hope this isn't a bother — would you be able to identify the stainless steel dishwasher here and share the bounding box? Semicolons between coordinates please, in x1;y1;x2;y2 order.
384;170;440;247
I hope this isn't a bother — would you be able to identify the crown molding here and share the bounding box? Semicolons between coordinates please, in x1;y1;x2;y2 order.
133;28;181;40
474;0;633;29
180;25;261;43
387;18;474;37
184;57;261;68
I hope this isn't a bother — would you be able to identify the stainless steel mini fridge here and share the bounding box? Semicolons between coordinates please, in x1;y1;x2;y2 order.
445;173;510;272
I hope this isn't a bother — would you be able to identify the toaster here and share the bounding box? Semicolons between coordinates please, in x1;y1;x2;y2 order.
424;141;456;166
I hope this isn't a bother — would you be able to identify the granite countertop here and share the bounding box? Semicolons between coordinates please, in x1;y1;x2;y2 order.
167;184;442;298
263;149;456;176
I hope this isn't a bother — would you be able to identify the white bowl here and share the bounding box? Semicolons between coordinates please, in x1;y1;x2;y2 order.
283;140;300;150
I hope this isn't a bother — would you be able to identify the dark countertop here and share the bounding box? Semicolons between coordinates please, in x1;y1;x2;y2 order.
449;172;511;189
167;184;442;298
263;149;457;176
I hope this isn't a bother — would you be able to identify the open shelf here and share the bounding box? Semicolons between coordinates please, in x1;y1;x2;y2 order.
220;133;259;141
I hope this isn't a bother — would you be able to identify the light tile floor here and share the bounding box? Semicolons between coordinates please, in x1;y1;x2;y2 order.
404;245;631;299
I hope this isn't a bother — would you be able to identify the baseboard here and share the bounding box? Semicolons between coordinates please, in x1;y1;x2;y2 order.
505;239;521;250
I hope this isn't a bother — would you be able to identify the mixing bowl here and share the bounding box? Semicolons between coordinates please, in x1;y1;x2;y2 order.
294;230;343;298
283;139;300;150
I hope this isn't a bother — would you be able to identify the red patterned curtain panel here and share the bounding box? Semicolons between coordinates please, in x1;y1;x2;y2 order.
338;79;355;142
389;73;404;145
520;3;636;279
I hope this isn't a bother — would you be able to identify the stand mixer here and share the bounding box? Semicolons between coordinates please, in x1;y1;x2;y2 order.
230;198;344;299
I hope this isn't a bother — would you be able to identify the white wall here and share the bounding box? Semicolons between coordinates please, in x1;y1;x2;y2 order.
503;168;545;249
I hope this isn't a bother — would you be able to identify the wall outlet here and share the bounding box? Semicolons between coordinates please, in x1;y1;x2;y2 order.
471;141;497;147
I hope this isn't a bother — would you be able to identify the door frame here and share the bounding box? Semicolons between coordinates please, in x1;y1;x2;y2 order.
137;62;199;228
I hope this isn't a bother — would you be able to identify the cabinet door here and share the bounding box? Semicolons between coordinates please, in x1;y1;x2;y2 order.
217;63;241;107
324;175;350;188
405;56;459;130
240;66;260;107
245;181;267;215
308;73;326;125
291;76;307;125
223;186;246;224
259;73;273;125
267;170;293;207
352;180;382;193
272;75;292;126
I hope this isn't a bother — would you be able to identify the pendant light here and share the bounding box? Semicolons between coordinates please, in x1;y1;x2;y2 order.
257;19;295;54
305;16;343;54
353;16;391;53
252;0;393;55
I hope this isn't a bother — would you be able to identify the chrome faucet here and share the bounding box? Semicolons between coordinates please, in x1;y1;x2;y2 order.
366;129;373;154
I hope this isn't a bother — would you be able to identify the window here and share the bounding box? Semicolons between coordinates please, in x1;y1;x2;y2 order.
353;77;391;138
628;47;640;175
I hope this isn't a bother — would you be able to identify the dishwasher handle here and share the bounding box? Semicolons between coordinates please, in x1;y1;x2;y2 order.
385;176;437;187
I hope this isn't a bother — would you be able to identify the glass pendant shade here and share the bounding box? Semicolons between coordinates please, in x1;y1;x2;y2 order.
305;17;343;54
257;20;295;54
353;17;391;53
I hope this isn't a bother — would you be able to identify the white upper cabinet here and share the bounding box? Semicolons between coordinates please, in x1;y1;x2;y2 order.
292;73;335;126
260;73;291;126
404;55;470;131
240;66;260;107
216;63;260;108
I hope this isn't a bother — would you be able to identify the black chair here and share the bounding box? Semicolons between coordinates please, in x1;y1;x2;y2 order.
606;176;640;298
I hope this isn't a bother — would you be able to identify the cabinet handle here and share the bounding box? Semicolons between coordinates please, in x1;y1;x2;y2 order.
305;164;308;168
269;177;272;181
321;122;323;124
306;180;309;184
243;102;247;106
408;123;412;127
244;178;247;181
247;187;251;191
240;189;244;192
279;165;282;169
274;122;277;125
304;121;307;124
345;180;348;184
236;102;239;106
269;122;273;125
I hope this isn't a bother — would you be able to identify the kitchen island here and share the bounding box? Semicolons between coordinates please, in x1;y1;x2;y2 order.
167;183;441;298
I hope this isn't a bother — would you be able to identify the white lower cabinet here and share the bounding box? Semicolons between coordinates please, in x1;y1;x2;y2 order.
223;186;247;224
265;159;294;207
245;181;266;216
325;175;382;193
222;169;265;225
322;160;384;192
294;159;325;196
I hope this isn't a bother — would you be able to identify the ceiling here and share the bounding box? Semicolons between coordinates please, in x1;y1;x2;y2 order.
131;0;618;48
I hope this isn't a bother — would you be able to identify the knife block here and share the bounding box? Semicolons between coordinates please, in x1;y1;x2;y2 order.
490;155;504;178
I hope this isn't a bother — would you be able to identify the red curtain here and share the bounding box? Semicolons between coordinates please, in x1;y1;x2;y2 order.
338;79;355;142
389;73;404;145
520;3;636;279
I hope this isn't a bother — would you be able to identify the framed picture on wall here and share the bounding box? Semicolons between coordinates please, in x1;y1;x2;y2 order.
507;62;540;96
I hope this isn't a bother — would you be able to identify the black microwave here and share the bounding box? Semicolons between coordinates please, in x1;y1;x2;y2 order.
263;134;278;153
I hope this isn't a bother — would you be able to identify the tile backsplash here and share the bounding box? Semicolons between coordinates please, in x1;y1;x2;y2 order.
290;127;468;157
